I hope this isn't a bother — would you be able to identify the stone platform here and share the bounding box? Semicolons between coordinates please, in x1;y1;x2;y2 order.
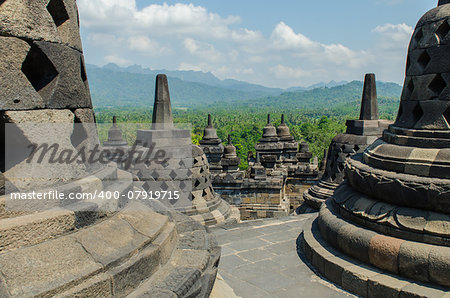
211;214;355;297
301;203;450;298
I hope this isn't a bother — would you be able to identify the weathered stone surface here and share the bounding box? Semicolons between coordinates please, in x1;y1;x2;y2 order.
0;38;91;110
429;245;450;286
398;241;431;283
0;237;102;297
368;235;403;273
152;74;173;127
2;109;91;191
0;0;82;51
360;73;378;120
35;41;91;108
75;217;149;266
0;37;45;110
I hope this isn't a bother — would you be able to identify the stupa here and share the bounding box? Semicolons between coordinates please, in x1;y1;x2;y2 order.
0;2;220;296
211;135;245;205
255;114;283;168
133;75;240;226
199;114;224;173
302;74;391;210
302;3;450;296
103;116;127;147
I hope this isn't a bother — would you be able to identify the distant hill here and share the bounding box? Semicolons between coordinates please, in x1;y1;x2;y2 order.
86;64;402;111
286;80;349;92
207;80;402;112
95;63;283;95
87;64;279;108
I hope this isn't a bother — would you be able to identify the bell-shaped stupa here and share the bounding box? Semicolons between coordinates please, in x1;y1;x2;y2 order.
0;3;220;297
200;114;224;173
302;3;450;296
302;74;391;210
134;75;240;226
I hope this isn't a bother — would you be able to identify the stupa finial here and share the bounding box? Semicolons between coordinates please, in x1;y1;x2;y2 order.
359;73;378;120
152;74;173;127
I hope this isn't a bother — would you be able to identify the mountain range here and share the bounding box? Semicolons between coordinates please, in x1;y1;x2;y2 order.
87;63;402;109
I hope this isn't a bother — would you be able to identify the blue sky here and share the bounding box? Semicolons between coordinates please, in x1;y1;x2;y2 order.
78;0;437;88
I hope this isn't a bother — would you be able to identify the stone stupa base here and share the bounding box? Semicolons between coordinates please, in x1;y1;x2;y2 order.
302;180;337;209
300;199;450;297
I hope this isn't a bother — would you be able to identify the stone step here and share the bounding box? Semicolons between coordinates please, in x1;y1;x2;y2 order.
0;165;120;218
0;202;175;297
301;216;450;297
125;212;221;298
0;170;133;253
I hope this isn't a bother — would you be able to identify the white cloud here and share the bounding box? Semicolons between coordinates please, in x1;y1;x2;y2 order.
104;55;132;66
128;36;160;53
270;65;307;79
78;1;240;39
373;23;413;49
271;22;318;50
78;0;413;88
183;38;223;62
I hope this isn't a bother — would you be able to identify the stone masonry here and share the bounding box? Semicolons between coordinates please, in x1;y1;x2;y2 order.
0;2;221;297
302;74;392;210
201;114;320;221
302;2;450;296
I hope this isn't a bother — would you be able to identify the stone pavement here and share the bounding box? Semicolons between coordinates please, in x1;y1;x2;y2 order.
211;213;355;298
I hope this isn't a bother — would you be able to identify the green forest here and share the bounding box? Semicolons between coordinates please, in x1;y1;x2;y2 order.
91;66;401;170
96;98;399;170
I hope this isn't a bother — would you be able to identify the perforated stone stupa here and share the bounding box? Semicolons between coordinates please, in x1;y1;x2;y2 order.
132;74;240;226
302;3;450;296
302;73;391;210
0;2;220;297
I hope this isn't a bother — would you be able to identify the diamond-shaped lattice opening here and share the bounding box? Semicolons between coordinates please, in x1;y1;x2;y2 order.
151;170;160;179
169;170;177;179
21;43;58;99
428;74;446;96
444;106;450;126
412;103;424;124
436;21;450;41
80;57;87;82
200;167;204;174
414;28;423;43
47;0;69;27
179;181;186;190
160;182;169;191
353;145;360;153
417;51;431;70
202;190;208;197
194;179;201;188
71;117;88;149
407;78;415;93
